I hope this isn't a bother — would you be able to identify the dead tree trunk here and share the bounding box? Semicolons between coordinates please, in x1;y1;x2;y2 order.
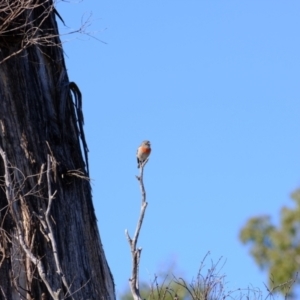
0;1;115;299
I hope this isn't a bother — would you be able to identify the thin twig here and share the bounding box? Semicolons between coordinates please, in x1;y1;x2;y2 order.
0;0;102;65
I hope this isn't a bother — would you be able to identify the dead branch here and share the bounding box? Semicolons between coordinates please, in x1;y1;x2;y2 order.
125;159;149;300
0;147;61;300
45;154;74;299
0;0;96;64
0;148;77;299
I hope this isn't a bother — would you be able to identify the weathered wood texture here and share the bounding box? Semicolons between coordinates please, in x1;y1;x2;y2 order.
0;1;115;299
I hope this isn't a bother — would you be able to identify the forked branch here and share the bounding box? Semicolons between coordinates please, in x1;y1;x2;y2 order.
125;159;149;300
0;147;61;299
0;148;73;299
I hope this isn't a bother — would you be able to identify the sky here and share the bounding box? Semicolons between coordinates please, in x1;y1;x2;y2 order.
56;1;300;299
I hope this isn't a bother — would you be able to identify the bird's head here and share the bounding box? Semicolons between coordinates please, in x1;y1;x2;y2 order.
142;140;151;147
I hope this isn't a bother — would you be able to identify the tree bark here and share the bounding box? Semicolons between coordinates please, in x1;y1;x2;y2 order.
0;1;115;299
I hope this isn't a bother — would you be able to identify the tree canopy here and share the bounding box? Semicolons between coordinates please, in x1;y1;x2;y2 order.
240;189;300;298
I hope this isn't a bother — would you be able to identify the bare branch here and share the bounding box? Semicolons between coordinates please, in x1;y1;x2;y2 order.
45;154;74;299
0;147;61;300
0;0;101;64
125;159;149;300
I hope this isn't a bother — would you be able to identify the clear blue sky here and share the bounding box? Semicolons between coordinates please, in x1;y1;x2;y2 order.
57;1;300;299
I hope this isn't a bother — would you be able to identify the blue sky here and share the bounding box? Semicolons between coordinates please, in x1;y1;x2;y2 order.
57;1;300;298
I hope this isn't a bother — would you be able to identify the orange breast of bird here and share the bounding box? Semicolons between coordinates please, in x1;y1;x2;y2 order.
141;146;151;154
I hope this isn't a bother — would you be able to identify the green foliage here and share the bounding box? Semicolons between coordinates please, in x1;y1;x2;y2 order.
240;189;300;297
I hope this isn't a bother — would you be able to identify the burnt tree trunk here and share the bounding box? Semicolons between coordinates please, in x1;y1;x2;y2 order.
0;1;115;299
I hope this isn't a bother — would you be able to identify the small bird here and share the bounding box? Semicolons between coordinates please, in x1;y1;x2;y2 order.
136;140;151;168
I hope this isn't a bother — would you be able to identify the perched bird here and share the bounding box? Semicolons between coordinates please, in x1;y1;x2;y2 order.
136;140;151;168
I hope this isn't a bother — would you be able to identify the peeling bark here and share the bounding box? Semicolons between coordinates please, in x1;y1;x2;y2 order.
0;1;115;299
